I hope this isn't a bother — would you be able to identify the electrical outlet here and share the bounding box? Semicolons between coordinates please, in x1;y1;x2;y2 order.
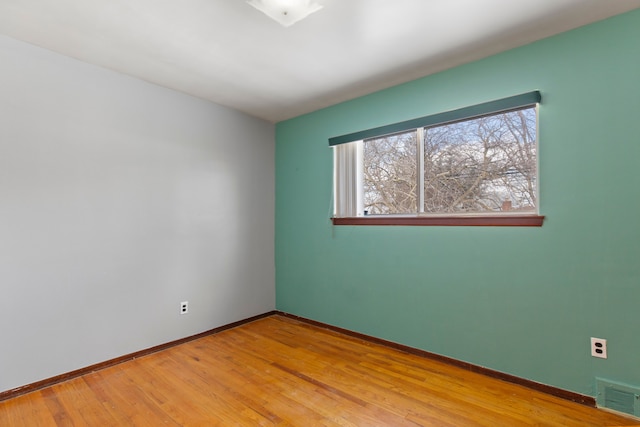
180;301;189;315
591;337;607;359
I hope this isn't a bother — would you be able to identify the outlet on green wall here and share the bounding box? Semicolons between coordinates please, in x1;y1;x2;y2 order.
275;9;640;397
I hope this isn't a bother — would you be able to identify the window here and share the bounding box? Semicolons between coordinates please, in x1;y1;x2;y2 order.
331;92;544;226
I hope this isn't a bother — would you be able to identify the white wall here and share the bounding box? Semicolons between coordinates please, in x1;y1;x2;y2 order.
0;35;275;393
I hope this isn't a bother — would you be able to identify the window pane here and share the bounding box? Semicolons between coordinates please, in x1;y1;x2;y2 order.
363;131;417;214
424;108;537;214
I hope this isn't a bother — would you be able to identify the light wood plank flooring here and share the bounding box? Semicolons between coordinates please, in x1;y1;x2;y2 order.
1;315;638;426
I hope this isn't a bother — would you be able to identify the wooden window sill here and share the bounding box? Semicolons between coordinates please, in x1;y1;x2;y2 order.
331;215;545;227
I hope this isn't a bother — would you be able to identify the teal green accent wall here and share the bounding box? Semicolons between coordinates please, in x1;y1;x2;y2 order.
275;9;640;397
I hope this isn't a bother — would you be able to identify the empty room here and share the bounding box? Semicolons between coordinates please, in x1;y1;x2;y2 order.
1;1;640;425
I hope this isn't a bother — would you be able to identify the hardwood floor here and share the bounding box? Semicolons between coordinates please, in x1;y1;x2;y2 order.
1;315;638;426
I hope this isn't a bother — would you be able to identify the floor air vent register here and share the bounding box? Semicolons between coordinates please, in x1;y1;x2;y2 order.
596;378;640;418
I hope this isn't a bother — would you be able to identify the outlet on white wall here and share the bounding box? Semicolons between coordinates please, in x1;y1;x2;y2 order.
180;301;189;315
591;337;607;359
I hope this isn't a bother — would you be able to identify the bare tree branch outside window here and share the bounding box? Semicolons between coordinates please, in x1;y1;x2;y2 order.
363;107;537;215
363;130;417;214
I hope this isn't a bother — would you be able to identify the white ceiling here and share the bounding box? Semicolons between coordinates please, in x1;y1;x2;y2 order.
1;0;639;122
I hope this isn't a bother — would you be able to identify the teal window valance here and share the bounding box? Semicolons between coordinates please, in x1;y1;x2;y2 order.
328;91;541;146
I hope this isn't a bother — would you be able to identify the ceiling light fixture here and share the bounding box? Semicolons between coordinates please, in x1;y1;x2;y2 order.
247;0;323;27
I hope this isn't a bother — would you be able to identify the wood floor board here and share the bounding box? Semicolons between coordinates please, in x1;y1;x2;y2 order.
81;372;152;426
1;315;639;426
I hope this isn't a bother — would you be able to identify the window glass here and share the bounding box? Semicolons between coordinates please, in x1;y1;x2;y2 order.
363;130;417;215
356;107;537;216
423;108;537;214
